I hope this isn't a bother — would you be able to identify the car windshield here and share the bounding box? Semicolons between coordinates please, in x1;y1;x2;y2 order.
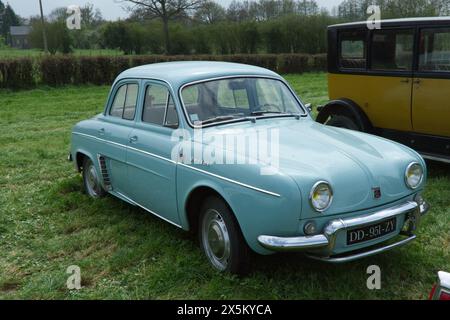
181;77;305;126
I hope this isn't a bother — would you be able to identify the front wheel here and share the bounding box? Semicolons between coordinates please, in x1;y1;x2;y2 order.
199;196;251;275
82;157;106;198
326;114;361;131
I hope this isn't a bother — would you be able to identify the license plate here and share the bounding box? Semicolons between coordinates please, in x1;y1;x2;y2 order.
347;218;397;245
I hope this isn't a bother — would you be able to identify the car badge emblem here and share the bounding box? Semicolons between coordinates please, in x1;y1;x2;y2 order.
373;187;382;199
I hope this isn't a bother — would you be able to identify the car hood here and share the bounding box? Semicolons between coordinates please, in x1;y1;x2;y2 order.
200;118;425;218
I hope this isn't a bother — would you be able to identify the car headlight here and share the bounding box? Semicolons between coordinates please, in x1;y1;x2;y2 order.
405;162;424;189
310;181;333;212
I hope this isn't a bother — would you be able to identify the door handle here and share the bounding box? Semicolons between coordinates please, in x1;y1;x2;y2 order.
129;136;138;143
98;128;105;135
400;79;410;83
413;79;421;85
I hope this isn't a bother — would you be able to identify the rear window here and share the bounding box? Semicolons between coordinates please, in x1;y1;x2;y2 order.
339;30;367;70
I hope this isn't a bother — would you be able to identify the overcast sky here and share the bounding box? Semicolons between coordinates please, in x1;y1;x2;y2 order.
8;0;343;20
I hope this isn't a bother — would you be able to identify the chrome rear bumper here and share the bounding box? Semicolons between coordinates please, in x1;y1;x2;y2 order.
257;200;429;263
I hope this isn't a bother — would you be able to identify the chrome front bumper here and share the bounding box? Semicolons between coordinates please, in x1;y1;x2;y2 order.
257;200;430;263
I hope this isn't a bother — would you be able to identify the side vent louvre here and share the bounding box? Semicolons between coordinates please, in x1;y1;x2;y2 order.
98;155;112;191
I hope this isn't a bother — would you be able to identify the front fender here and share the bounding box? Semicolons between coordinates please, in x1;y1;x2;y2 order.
176;164;303;255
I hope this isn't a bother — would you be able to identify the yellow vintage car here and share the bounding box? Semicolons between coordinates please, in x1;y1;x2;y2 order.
317;17;450;163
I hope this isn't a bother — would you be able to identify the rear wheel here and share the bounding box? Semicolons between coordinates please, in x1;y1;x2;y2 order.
326;114;361;131
82;157;106;198
199;196;251;275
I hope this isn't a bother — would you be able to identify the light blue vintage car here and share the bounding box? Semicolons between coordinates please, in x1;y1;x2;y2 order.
70;61;429;274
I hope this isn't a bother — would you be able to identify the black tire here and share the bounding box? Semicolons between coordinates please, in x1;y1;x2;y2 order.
82;157;107;198
326;114;361;131
199;196;251;275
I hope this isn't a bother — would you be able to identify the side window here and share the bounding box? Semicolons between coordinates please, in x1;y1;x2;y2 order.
371;29;415;71
165;96;179;128
142;83;178;128
339;30;367;69
123;84;138;120
110;85;127;118
419;28;450;72
109;83;139;120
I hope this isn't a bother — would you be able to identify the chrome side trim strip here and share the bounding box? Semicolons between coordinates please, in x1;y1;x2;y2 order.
73;131;125;149
178;163;281;198
115;191;182;229
73;132;281;198
127;145;177;164
73;132;175;164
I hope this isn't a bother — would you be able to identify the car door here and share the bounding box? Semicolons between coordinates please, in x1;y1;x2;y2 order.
96;81;140;195
412;26;450;137
126;80;181;226
328;28;415;132
364;28;416;131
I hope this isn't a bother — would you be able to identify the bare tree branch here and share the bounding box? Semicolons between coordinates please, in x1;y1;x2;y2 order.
119;0;206;54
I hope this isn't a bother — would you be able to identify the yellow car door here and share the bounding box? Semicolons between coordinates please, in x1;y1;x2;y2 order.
367;28;415;132
412;27;450;137
328;28;415;132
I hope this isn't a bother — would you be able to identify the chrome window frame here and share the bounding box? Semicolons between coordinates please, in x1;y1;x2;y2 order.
178;75;308;129
106;80;140;122
141;81;180;130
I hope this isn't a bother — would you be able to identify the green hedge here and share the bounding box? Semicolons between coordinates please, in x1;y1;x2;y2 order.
0;54;327;89
0;58;35;89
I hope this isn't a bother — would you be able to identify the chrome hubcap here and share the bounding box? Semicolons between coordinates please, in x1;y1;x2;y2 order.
86;162;100;197
202;209;230;271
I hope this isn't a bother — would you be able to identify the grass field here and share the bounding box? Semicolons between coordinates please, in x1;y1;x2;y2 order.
0;73;448;299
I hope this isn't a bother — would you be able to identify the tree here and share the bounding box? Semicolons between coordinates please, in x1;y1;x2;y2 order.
0;2;20;39
194;1;226;24
256;0;280;20
337;0;450;20
30;19;72;54
48;7;68;22
297;0;319;15
226;0;259;21
80;3;103;28
101;21;147;54
122;0;205;54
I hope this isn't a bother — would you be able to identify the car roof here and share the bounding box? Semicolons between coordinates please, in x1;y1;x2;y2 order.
329;16;450;29
116;61;281;89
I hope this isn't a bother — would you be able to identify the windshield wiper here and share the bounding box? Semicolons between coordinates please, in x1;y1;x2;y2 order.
250;111;303;118
250;111;284;116
198;114;246;125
